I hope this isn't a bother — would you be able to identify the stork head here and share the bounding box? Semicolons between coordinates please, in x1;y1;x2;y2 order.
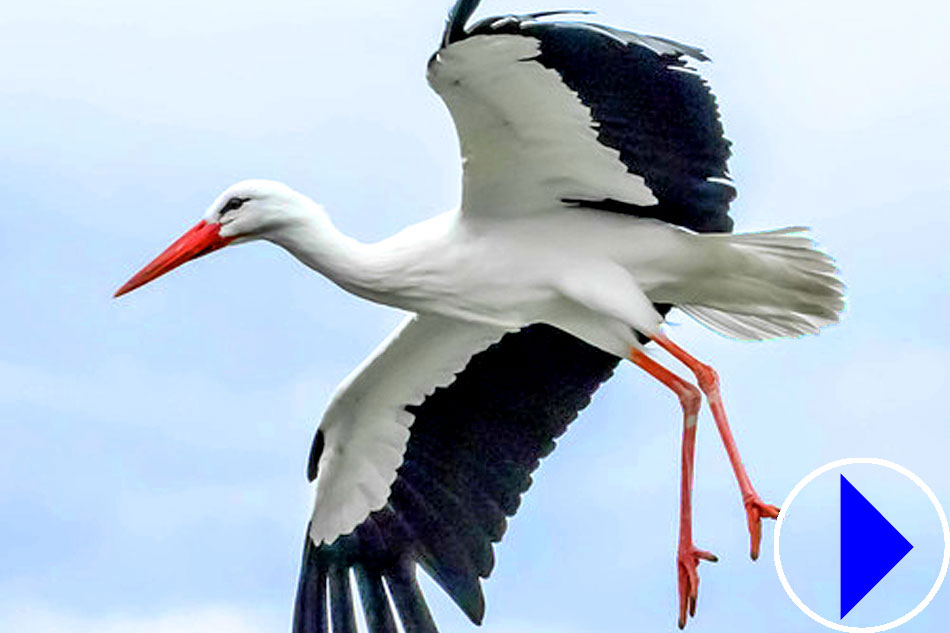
114;179;304;297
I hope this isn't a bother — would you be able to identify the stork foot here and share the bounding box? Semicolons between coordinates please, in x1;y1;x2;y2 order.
744;495;780;560
677;544;718;629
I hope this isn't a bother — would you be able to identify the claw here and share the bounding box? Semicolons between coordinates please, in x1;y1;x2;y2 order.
745;496;780;560
677;545;718;628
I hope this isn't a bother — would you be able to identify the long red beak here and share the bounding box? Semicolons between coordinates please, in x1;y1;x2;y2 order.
114;220;233;297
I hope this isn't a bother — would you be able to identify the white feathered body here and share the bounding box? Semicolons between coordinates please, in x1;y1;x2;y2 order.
265;198;842;359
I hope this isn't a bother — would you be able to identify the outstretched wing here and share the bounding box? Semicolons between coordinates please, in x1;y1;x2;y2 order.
428;1;736;233
294;315;618;632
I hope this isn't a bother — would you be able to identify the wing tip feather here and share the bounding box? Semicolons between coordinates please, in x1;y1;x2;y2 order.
443;0;482;47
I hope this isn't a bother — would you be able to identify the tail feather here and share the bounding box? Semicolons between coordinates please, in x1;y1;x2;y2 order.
679;228;844;340
680;305;830;339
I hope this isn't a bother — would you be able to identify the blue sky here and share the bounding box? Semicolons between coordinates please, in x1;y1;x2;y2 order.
1;0;948;631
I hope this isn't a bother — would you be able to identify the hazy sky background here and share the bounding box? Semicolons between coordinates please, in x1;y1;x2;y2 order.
2;1;949;631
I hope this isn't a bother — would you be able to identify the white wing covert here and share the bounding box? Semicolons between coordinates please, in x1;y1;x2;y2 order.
309;314;508;546
428;34;658;216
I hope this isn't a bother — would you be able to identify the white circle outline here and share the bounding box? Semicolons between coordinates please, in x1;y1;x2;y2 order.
773;457;950;632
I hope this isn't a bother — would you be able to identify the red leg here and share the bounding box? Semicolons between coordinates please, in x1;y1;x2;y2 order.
631;349;717;628
652;334;781;560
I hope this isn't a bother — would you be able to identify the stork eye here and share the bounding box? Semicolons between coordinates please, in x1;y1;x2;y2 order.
221;197;250;214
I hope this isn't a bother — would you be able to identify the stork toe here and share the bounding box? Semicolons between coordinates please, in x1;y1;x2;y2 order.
744;496;780;560
676;544;718;629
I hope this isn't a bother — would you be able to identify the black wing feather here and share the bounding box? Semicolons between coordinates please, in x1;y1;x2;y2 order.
442;0;481;46
294;542;329;633
531;24;736;232
386;560;439;633
328;566;357;633
354;565;399;633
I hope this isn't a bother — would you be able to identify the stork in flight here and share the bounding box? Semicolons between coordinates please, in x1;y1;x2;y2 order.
115;1;844;631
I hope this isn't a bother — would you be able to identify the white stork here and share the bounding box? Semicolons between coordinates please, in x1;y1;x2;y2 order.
114;1;844;631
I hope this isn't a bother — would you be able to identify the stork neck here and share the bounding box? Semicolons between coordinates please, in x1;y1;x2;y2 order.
266;203;393;298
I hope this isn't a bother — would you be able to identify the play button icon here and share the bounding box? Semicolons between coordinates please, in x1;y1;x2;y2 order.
774;458;950;631
840;475;913;619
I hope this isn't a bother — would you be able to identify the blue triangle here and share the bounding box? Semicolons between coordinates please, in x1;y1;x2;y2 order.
840;475;913;619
